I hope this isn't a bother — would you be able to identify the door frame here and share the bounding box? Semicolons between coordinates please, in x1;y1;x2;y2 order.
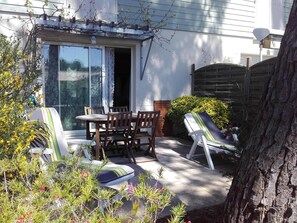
40;40;140;138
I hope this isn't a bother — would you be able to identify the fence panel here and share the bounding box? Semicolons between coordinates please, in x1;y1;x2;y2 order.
192;58;276;126
192;63;246;124
247;57;276;121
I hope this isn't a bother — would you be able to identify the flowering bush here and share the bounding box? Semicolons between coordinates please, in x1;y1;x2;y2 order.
0;35;185;222
191;97;231;129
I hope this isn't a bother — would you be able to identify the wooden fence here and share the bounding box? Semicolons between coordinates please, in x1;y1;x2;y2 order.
245;58;276;122
192;57;277;125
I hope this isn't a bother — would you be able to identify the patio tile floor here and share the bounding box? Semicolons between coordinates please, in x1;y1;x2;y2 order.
108;137;237;218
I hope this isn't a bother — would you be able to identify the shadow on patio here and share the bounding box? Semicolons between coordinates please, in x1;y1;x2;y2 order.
108;137;238;218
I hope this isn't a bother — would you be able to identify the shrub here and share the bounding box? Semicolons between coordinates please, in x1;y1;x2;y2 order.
0;35;41;159
167;96;231;136
166;96;201;136
192;97;231;129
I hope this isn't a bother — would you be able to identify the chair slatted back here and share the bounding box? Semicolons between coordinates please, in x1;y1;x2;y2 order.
84;106;105;115
106;111;132;133
108;106;128;112
101;112;133;156
129;111;160;161
84;106;106;139
134;111;160;134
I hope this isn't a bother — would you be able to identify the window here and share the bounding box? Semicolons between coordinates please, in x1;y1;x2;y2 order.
43;45;103;131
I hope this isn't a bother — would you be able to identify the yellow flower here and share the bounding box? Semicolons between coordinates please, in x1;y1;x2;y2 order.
7;173;14;178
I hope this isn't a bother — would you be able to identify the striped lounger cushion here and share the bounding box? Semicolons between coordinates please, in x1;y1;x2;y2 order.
30;107;134;186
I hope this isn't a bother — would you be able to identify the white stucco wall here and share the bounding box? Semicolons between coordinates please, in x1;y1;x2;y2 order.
136;29;280;111
0;14;33;40
0;0;284;114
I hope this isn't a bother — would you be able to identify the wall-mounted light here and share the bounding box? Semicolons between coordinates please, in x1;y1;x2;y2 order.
91;36;96;45
253;28;270;62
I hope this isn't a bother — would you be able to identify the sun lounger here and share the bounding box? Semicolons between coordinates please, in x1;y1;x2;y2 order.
184;112;239;170
29;107;134;186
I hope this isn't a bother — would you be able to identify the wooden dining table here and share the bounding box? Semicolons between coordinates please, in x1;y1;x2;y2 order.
76;113;138;160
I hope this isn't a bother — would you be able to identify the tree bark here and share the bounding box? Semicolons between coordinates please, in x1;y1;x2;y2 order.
223;1;297;222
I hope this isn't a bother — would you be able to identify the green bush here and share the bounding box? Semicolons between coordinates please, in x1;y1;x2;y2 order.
166;96;200;126
192;97;231;129
167;96;231;136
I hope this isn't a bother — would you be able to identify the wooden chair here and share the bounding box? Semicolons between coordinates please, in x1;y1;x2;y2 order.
130;111;160;161
108;106;128;112
84;106;106;139
101;111;136;163
84;106;105;115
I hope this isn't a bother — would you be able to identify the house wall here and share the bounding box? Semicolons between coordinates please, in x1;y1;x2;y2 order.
136;29;280;111
0;0;294;113
121;0;293;111
119;0;255;37
0;0;116;38
0;0;116;20
119;0;293;36
0;0;64;14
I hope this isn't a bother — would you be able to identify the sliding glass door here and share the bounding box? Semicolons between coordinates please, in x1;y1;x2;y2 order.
43;45;103;131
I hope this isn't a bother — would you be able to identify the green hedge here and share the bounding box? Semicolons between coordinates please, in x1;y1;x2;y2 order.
167;96;231;136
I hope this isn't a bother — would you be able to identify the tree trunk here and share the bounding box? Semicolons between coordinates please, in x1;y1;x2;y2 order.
223;2;297;222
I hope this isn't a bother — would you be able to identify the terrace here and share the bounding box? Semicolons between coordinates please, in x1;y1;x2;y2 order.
108;137;236;219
